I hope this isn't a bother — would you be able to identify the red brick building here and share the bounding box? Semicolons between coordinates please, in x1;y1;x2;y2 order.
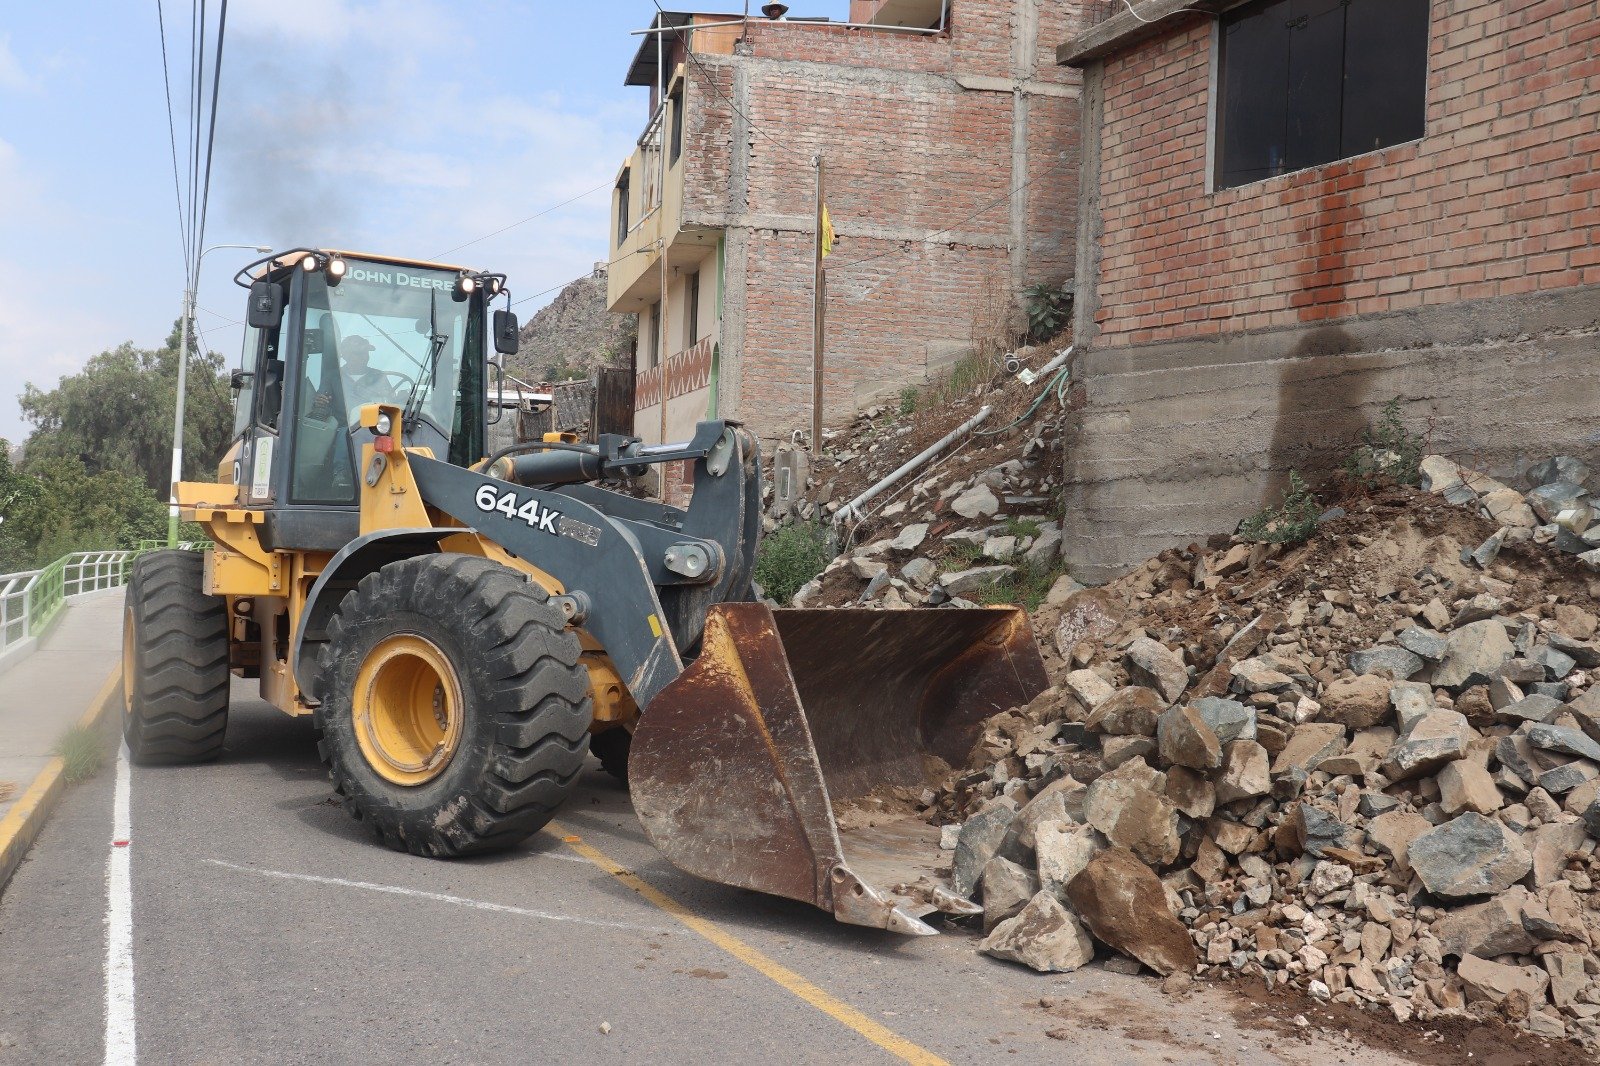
607;1;1087;462
1057;0;1600;581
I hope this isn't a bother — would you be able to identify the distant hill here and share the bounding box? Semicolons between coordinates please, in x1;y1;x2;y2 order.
511;266;636;384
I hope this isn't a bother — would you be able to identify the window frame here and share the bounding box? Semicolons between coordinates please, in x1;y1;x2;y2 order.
616;170;631;247
685;270;700;352
647;301;661;369
1208;0;1431;193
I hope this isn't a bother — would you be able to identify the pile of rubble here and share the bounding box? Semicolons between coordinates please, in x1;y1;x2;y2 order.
927;455;1600;1047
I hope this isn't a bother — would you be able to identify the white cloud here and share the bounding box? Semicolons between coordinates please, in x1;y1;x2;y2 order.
0;35;34;92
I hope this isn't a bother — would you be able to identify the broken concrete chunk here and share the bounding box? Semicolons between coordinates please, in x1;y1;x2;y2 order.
1348;645;1423;680
1408;813;1533;899
980;856;1041;933
1085;686;1164;737
1125;638;1189;705
1271;722;1347;776
1397;626;1448;661
1215;740;1272;806
952;801;1017;898
1382;709;1474;781
1436;760;1504;815
1066;848;1198;976
1432;620;1515;690
1322;674;1395;729
1156;704;1222;771
1433;888;1537;959
979;891;1095;973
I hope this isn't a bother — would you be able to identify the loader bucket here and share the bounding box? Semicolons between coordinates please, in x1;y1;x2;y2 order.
628;603;1048;935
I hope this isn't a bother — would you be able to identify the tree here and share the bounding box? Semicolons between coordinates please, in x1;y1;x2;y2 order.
0;443;166;572
18;320;233;494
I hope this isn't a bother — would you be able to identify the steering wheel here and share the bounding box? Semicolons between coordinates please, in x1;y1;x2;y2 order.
376;369;416;394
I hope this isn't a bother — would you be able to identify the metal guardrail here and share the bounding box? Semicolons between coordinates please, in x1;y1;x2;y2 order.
0;543;207;662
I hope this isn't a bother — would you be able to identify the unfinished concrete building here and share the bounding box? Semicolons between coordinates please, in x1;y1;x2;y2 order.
1056;0;1600;582
607;0;1087;482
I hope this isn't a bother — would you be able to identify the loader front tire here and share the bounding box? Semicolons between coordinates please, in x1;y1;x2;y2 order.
122;549;231;764
315;555;591;856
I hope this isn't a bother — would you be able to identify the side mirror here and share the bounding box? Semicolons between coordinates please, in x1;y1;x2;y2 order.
230;369;254;392
246;279;283;328
493;309;520;356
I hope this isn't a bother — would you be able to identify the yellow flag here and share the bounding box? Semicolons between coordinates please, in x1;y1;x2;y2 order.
820;204;834;258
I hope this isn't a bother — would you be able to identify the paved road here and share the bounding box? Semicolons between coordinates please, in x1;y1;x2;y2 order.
0;679;1399;1065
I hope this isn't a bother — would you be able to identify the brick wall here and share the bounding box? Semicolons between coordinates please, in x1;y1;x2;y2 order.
1089;0;1600;349
671;1;1086;439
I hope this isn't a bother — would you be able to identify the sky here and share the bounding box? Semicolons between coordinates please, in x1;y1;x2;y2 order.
0;0;819;444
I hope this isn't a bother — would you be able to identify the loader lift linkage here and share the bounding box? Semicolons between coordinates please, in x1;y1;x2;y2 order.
123;248;1049;935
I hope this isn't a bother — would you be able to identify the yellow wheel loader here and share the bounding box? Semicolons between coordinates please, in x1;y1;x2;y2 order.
123;249;1049;935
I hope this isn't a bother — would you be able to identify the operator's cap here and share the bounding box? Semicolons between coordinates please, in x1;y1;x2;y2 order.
343;335;375;356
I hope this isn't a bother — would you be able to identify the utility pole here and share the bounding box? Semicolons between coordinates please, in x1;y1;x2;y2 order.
168;242;270;545
811;153;826;454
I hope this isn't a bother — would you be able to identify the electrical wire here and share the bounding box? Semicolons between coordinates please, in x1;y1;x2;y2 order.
433;180;614;260
1116;0;1209;25
154;0;191;281
972;364;1071;436
193;0;228;265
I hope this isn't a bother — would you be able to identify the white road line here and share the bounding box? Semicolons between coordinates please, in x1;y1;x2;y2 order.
104;742;136;1066
204;859;668;933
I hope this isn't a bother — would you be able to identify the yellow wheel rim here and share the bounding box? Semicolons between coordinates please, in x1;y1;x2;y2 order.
352;634;464;787
121;606;136;716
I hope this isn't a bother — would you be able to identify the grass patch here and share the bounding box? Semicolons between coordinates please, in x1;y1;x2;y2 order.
54;726;105;785
754;521;835;604
924;352;997;409
898;386;918;417
970;562;1071;611
1003;517;1042;539
940;540;986;572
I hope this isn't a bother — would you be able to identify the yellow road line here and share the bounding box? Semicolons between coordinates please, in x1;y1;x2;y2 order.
552;823;948;1066
0;665;121;891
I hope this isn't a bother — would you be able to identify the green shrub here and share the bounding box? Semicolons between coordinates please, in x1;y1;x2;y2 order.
898;386;918;417
940;539;986;572
754;521;834;604
1021;283;1073;343
971;561;1072;611
1239;470;1321;545
1345;398;1424;487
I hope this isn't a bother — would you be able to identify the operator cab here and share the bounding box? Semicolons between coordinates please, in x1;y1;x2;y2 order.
227;249;518;551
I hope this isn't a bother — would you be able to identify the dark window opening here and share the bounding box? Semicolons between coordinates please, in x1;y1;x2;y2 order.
685;270;700;351
616;172;631;247
669;88;684;165
1215;0;1429;190
647;302;661;368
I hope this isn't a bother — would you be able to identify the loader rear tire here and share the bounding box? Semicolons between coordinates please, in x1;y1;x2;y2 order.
122;550;231;764
314;555;592;857
589;728;631;786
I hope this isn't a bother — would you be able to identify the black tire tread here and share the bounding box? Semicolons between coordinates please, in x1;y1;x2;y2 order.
123;550;230;764
313;555;592;857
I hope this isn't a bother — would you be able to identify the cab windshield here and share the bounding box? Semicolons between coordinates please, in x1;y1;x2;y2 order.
290;259;484;503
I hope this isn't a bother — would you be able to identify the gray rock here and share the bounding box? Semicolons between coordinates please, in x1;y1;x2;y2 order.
1539;758;1598;795
1035;821;1101;899
1452;593;1504;628
1527;481;1588;524
1286;802;1355;857
980;856;1041;932
1023;525;1062;569
952;802;1017;898
1397;626;1449;661
1391;681;1435;733
1408;813;1533;899
1584;796;1600;837
1382;709;1473;781
1527;456;1591;489
1156;704;1222;771
1496;693;1562;725
982;535;1018;561
951;483;1000;519
890;523;930;552
940;565;1015;597
1348;645;1423;679
900;557;938;587
1086;687;1164;737
1433;620;1515;689
1530;644;1577;680
1420;455;1465;494
1433;889;1538;958
1468;528;1507;568
1496;733;1541;786
1124;638;1189;704
1547;632;1600;668
1358;792;1400;818
979;891;1095;973
1525;722;1600;763
1214;740;1271;805
1191;696;1257;745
